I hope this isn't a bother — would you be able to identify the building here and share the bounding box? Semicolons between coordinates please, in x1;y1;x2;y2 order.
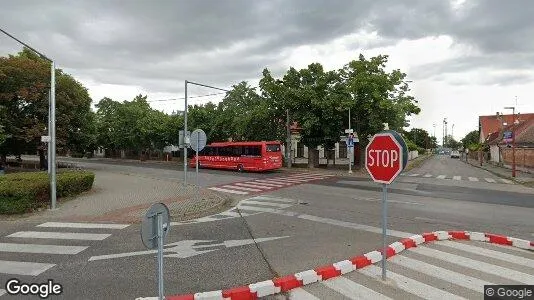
479;113;534;143
482;113;534;171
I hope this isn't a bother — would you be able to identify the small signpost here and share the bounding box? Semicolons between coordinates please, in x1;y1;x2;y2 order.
365;130;408;281
346;131;354;174
503;130;513;144
141;203;170;300
189;129;207;187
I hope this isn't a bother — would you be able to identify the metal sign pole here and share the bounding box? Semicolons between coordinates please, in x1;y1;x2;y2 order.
196;134;199;187
157;213;164;300
381;183;387;281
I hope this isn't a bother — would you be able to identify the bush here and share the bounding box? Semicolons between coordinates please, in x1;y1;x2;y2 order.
0;170;95;214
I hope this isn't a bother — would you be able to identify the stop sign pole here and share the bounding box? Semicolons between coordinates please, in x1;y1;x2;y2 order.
365;130;408;281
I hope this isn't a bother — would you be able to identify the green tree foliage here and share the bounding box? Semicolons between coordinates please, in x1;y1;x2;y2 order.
444;135;462;149
94;95;171;155
461;130;479;149
0;48;95;158
402;128;436;149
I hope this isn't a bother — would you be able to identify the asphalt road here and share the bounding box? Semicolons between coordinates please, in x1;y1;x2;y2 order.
1;155;533;299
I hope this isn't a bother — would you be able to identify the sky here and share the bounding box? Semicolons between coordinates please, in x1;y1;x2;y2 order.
1;0;533;144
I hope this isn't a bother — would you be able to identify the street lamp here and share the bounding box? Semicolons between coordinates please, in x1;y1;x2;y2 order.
183;80;229;185
0;28;57;209
504;106;516;177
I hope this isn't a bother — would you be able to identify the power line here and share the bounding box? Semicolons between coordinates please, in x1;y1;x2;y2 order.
147;91;227;102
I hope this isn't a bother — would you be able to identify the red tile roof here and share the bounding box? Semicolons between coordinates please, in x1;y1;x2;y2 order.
486;117;534;145
479;113;534;143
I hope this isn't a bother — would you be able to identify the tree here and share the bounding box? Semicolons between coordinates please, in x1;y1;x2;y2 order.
0;47;95;161
340;54;420;167
444;135;461;149
461;130;479;149
402;128;436;149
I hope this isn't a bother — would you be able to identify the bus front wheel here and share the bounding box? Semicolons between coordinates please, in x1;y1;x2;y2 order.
237;164;244;172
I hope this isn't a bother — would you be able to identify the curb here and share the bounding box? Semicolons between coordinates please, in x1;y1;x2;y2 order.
136;230;533;300
462;160;533;185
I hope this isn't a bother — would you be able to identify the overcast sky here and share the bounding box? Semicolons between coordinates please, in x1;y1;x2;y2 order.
1;0;533;143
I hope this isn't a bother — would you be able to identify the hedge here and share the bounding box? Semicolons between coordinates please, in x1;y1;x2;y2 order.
0;170;95;214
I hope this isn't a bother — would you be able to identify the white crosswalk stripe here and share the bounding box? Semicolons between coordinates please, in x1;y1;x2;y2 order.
468;177;479;181
288;240;534;299
208;173;334;195
423;174;433;177
501;178;513;184
0;222;129;277
7;231;111;241
453;176;461;180
437;175;447;179
359;265;466;300
408;173;420;177
403;173;514;184
484;178;496;183
322;277;393;300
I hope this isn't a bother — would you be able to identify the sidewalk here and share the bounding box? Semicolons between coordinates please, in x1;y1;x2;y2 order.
14;169;232;223
463;158;534;185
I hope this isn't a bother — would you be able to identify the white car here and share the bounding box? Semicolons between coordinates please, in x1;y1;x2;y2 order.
450;150;460;158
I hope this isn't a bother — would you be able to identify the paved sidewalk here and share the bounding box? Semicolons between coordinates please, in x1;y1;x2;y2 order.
463;158;534;184
20;170;232;223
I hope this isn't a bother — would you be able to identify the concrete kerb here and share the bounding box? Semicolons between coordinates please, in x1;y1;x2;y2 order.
135;230;533;300
462;159;533;186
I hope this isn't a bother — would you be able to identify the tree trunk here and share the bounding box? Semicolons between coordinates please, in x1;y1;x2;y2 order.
308;148;320;168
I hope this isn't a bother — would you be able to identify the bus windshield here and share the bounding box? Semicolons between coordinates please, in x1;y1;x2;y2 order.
266;144;281;152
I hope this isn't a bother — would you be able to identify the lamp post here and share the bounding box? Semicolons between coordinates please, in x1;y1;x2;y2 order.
504;106;516;177
183;80;229;184
0;28;57;209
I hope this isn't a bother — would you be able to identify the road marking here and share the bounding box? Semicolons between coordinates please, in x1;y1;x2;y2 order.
239;200;292;209
423;174;433;178
322;277;392;300
222;185;262;192
251;181;285;187
360;265;465;300
235;205;412;238
484;178;496;183
501;178;513;184
254;179;291;185
453;176;461;180
0;289;5;297
271;178;309;183
36;222;130;229
468;177;479;181
390;254;494;292
252;196;295;203
408;174;420;177
234;182;273;189
437;175;447;179
354;198;424;206
0;260;56;276
7;231;111;241
288;288;320;299
0;243;88;255
411;246;534;284
208;187;248;194
439;240;534;268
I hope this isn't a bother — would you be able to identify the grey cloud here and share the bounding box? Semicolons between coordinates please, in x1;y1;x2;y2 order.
2;0;534;98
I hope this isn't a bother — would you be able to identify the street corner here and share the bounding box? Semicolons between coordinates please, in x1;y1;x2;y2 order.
58;188;233;224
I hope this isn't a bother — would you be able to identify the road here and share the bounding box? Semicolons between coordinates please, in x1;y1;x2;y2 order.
0;155;533;299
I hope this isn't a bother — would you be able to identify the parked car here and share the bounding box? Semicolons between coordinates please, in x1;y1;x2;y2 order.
450;150;460;158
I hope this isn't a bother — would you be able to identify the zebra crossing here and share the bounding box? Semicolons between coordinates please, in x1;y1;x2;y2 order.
171;195;296;226
208;173;336;195
402;173;513;184
0;222;129;278
281;240;534;300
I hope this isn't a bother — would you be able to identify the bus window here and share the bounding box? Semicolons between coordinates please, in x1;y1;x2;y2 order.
243;145;261;156
266;144;281;152
232;146;242;156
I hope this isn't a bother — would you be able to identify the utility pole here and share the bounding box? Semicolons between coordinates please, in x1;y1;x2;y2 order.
183;80;230;184
286;109;292;168
504;106;516;177
1;28;57;209
348;108;352;174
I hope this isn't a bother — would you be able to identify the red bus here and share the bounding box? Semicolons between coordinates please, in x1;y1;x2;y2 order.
189;141;283;172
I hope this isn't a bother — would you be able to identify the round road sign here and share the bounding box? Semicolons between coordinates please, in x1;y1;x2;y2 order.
365;130;408;184
141;203;170;249
190;129;207;152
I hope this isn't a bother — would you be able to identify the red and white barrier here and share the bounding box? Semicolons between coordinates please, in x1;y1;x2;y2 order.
136;230;533;300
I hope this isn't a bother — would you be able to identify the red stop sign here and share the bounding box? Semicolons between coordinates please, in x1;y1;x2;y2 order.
365;132;404;184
